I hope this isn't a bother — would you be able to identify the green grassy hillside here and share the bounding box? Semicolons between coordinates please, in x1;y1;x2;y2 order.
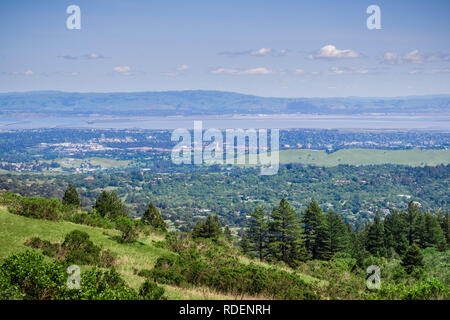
0;207;230;299
0;206;325;299
279;148;450;166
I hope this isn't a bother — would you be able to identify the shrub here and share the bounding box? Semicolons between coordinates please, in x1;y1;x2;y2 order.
139;280;166;300
115;217;138;243
66;212;113;229
62;230;101;265
0;251;66;300
99;249;117;268
25;231;116;268
8;197;63;221
0;251;170;300
404;278;449;300
144;246;317;299
25;237;59;257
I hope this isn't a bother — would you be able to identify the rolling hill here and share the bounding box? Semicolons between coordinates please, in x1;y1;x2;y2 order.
1;91;449;117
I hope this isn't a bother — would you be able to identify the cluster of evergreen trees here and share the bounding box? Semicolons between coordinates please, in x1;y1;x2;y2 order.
241;199;449;270
63;183;449;274
62;184;167;232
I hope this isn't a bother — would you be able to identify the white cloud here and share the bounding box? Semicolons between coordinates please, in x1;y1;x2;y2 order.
113;66;132;75
328;67;370;75
294;69;305;74
211;67;277;75
10;70;34;76
250;48;272;56
402;50;424;64
176;64;189;71
60;53;108;60
381;50;450;65
220;48;287;57
162;65;190;77
308;45;361;60
381;52;401;64
408;68;450;75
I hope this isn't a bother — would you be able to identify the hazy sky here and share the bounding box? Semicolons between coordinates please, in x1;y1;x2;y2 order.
1;0;449;97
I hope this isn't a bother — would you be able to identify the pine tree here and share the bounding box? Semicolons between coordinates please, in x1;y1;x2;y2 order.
93;191;127;219
192;214;222;240
224;226;232;241
246;206;269;261
437;211;449;248
316;211;349;260
403;201;422;246
401;244;424;274
384;210;408;256
350;225;370;267
301;199;323;259
268;198;307;265
421;211;446;250
240;230;249;254
62;184;81;207
142;202;167;232
366;212;386;257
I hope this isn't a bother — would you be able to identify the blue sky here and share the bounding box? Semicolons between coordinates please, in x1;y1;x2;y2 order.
0;0;449;97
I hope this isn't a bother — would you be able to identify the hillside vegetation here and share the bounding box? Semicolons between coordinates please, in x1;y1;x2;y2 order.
0;189;448;300
278;148;450;166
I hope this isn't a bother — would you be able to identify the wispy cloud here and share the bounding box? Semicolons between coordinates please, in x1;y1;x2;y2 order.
3;69;35;76
328;67;370;75
176;64;189;71
113;66;132;75
59;53;108;60
162;64;190;77
305;67;373;76
381;50;450;65
408;68;450;75
307;45;361;60
1;70;81;77
220;48;287;57
211;67;281;75
41;71;79;77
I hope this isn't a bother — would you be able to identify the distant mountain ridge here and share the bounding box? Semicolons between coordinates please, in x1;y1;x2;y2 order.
0;90;449;116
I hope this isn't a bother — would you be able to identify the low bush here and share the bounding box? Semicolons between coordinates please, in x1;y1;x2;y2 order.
25;230;116;268
115;217;138;243
65;211;113;229
8;197;64;221
0;251;166;300
140;246;317;299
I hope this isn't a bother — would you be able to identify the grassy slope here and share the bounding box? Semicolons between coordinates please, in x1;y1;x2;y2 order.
0;207;209;299
0;207;324;299
278;148;450;166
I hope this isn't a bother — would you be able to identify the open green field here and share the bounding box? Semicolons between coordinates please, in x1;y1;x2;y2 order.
43;157;130;169
278;148;450;167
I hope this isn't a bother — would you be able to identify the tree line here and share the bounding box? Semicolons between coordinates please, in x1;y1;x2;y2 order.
32;183;450;276
239;198;449;273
